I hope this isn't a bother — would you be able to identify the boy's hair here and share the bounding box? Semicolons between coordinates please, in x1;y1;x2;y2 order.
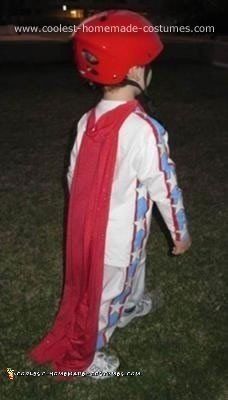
92;62;152;94
104;81;129;92
88;80;128;93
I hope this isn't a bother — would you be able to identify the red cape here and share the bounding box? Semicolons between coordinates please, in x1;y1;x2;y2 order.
27;99;141;378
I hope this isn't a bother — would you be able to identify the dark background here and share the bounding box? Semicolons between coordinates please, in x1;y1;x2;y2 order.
0;0;228;34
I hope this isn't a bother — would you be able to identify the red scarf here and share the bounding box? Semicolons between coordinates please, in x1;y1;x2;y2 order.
27;99;140;378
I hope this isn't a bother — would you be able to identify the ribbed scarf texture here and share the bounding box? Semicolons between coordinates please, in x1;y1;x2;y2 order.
27;99;142;380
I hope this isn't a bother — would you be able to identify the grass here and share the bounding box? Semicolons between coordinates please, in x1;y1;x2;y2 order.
0;61;227;400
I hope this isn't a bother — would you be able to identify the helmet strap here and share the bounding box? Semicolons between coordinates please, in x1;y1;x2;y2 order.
138;64;156;114
121;78;144;94
117;73;155;114
123;64;152;97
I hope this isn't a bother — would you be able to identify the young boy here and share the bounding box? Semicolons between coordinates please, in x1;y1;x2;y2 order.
28;10;191;380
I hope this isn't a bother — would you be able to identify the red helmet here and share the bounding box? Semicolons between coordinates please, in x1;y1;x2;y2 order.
72;10;164;85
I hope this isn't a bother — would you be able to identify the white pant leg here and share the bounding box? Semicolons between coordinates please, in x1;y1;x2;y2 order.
96;250;147;350
96;264;127;350
122;253;146;311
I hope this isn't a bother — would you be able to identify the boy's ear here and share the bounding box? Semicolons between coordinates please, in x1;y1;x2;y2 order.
127;66;141;82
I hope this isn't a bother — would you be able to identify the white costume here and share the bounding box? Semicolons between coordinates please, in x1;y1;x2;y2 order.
67;99;189;348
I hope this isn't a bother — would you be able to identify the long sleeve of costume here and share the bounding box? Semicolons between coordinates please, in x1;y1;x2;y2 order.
67;139;78;192
134;117;190;242
67;113;88;192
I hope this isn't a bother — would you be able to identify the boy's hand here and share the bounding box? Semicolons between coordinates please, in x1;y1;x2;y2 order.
172;236;192;255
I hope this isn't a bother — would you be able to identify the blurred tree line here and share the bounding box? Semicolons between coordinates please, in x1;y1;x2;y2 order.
159;0;227;33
